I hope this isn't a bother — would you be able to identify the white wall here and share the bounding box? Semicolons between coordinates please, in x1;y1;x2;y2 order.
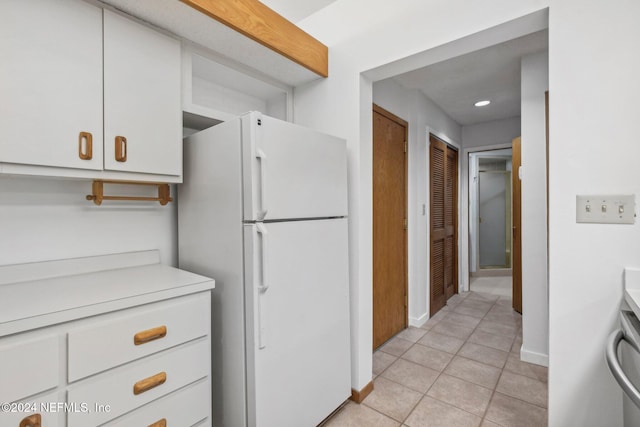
298;2;639;422
0;176;177;267
548;1;640;425
372;79;409;121
372;79;461;327
462;117;521;149
520;50;549;366
295;0;549;393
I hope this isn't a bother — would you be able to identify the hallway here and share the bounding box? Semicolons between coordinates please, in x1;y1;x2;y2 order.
323;289;548;426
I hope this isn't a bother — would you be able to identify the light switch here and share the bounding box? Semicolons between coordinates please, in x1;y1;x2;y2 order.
576;195;635;224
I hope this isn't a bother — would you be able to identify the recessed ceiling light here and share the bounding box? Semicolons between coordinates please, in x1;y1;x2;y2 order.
474;100;491;107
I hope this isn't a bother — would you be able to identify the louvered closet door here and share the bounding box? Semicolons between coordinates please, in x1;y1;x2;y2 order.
444;148;458;300
430;135;458;316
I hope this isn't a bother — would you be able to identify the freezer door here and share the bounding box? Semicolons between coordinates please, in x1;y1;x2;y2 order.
242;113;348;221
244;219;351;427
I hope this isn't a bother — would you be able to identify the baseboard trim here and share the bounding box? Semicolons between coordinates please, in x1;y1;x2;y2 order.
350;381;374;403
409;312;429;328
520;347;549;367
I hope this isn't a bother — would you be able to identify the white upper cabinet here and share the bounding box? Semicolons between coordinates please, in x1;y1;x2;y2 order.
0;1;182;182
0;0;103;171
103;10;181;176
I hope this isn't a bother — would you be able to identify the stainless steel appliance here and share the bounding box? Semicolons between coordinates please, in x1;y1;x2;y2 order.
607;301;640;426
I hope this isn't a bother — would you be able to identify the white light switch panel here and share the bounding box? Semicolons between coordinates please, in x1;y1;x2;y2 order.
576;194;635;224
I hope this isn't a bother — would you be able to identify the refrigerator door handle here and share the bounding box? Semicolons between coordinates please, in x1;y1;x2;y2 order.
256;149;268;220
256;223;269;349
607;328;640;409
256;223;269;293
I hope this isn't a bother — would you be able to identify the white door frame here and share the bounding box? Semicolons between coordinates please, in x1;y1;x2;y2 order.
460;143;512;292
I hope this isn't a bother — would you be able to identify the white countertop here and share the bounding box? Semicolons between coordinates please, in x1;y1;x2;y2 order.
0;251;215;337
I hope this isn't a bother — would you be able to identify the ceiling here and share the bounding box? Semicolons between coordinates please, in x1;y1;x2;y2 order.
392;30;548;126
98;0;326;86
257;0;548;126
260;0;338;23
100;0;546;124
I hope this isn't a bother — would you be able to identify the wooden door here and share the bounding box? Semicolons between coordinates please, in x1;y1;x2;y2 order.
372;104;408;349
430;135;458;316
512;137;522;313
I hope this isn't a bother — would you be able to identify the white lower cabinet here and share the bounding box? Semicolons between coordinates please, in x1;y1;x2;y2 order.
103;379;210;427
0;335;59;405
67;293;210;382
0;390;63;427
0;257;213;427
67;339;210;426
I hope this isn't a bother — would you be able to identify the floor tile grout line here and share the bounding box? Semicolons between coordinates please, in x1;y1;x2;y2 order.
359;370;433;425
373;337;457;424
401;293;495;424
377;299;478;425
449;293;529;424
479;296;508;424
478;296;548;420
364;289;544;427
491;389;549;410
359;398;410;425
467;295;504;424
410;391;490;425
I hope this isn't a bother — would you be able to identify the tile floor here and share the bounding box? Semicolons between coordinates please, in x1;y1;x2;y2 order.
322;289;548;427
469;275;512;297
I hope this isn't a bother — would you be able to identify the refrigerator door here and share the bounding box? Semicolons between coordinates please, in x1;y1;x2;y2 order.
244;219;351;427
242;113;348;221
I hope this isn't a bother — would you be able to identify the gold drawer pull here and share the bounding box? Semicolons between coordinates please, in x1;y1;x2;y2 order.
134;326;167;345
115;135;127;162
20;413;41;427
148;419;167;427
133;372;167;395
78;132;93;160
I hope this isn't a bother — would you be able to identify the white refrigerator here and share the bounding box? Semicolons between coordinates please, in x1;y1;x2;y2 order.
178;112;351;427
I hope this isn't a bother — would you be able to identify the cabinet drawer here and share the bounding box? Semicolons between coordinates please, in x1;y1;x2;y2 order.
103;378;210;427
0;335;59;403
68;292;210;382
67;338;210;426
0;390;62;427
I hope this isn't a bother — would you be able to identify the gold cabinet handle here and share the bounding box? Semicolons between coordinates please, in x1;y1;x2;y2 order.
115;136;127;162
19;414;41;427
78;132;93;160
134;326;167;345
133;372;166;395
148;419;167;427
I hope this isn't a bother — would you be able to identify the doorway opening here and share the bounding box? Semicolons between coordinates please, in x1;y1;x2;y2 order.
467;148;514;299
469;149;513;271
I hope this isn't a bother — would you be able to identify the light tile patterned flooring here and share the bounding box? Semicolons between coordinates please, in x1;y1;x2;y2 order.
469;275;512;297
322;288;548;427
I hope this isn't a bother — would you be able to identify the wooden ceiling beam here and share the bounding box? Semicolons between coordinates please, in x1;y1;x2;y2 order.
180;0;328;78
